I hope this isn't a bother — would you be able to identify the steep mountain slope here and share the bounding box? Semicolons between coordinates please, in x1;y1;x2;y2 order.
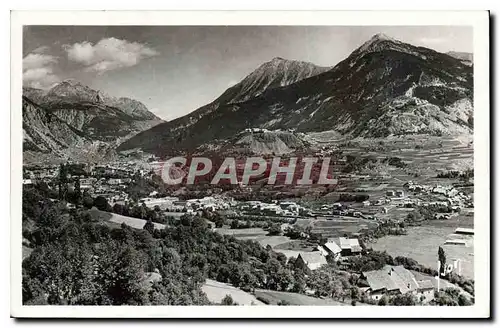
105;97;160;120
226;57;331;103
119;34;473;156
23;96;87;154
117;58;330;154
22;96;117;163
23;80;164;162
197;129;310;155
23;80;163;144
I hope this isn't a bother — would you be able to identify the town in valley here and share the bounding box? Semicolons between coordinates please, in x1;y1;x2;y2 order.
21;26;475;307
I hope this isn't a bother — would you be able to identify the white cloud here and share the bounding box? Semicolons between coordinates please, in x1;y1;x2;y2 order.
22;52;60;89
63;37;159;73
32;45;50;54
23;53;57;71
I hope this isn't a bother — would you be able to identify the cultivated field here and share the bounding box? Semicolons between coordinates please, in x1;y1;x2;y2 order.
303;217;378;238
216;227;290;247
254;289;346;305
368;215;474;279
88;207;166;230
216;227;315;258
202;279;264;305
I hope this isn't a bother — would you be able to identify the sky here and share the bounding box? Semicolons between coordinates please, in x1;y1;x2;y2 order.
23;26;472;121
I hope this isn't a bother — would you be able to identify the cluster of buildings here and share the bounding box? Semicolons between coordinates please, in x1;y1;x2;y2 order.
238;200;306;217
404;181;473;208
295;237;362;271
242;127;270;134
138;195;235;214
23;165;58;184
358;265;435;303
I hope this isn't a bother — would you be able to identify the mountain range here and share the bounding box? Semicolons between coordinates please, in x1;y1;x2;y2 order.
22;80;163;163
118;33;473;156
22;33;474;161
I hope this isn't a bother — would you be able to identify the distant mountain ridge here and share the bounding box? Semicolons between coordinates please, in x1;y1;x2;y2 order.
117;58;330;154
26;79;162;121
22;80;164;163
119;34;473;156
446;51;473;66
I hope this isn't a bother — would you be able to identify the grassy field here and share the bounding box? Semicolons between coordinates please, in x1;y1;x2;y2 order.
202;279;264;305
87;207;166;230
216;227;315;259
309;217;378;238
368;215;474;279
254;289;346;305
216;227;290;247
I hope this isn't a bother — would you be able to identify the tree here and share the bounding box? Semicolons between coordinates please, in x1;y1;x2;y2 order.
82;191;94;209
93;196;110;212
438;246;446;275
58;163;69;200
230;219;239;229
143;219;155;235
220;294;236;305
113;203;125;215
73;178;81;205
350;286;360;301
214;215;225;228
268;224;282;236
458;294;472;306
378;295;388;306
390;293;416;306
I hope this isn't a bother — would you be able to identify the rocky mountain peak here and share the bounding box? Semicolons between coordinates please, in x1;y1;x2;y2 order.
270;56;285;62
216;57;330;104
346;33;431;64
355;33;402;54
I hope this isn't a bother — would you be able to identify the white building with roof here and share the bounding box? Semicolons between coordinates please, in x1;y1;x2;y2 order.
295;252;328;271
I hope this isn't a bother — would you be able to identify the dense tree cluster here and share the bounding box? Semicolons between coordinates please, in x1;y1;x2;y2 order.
342;156;378;173
338;193;370;202
436;169;474;180
22;184;328;305
382;157;407;169
432;288;473;306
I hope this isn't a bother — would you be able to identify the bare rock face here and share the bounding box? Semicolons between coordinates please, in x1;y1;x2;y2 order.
22;80;163;163
120;34;472;156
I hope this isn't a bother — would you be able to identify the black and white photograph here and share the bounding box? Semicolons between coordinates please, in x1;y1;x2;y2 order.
10;10;490;318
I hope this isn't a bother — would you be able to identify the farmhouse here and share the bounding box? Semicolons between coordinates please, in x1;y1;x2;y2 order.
417;279;435;303
339;237;362;256
315;245;329;257
359;265;433;302
295;252;327;271
322;241;342;260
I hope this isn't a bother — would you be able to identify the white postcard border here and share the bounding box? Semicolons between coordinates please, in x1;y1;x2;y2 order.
10;10;490;318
